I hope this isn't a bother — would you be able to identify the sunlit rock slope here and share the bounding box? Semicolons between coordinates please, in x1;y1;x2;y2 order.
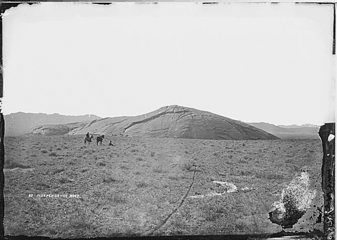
68;105;278;140
31;122;88;136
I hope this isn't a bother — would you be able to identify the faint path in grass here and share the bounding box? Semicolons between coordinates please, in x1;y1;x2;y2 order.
4;167;34;173
142;166;197;236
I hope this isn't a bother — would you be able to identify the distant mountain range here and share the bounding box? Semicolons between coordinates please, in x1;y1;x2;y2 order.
277;124;319;128
4;109;321;139
247;122;320;139
5;112;101;136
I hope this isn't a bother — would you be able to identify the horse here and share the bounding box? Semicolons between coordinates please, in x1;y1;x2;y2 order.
97;135;104;145
84;135;93;145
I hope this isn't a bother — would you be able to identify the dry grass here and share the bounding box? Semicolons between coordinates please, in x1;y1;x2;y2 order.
3;135;323;238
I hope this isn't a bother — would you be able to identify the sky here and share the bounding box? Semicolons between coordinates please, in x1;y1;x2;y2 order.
2;2;335;125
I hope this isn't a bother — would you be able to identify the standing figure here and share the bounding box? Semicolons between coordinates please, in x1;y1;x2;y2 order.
84;133;93;144
97;135;104;145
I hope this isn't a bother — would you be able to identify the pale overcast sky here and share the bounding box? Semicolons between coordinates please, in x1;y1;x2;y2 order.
3;3;335;125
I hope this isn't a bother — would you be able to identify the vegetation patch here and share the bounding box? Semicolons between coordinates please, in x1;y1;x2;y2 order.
153;166;165;173
97;161;106;167
3;135;323;238
36;182;50;190
103;176;119;183
49;152;57;157
238;159;248;164
49;168;65;175
112;194;128;204
59;177;73;184
182;162;195;172
255;172;285;180
135;181;149;188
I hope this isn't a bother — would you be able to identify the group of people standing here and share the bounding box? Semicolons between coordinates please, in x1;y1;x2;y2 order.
85;132;114;146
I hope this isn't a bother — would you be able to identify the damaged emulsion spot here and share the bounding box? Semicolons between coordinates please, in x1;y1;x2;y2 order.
268;170;316;229
189;180;255;199
328;134;335;142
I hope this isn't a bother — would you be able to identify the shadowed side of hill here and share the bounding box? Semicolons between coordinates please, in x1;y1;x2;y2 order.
69;105;278;140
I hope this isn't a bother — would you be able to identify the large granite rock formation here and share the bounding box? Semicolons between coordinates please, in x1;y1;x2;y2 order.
68;105;278;140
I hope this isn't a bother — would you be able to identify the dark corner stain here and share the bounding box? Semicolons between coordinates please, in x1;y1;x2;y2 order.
1;3;20;15
0;113;4;237
319;123;335;238
1;2;38;15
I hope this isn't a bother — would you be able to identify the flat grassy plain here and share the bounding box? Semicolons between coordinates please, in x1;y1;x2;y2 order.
4;135;323;238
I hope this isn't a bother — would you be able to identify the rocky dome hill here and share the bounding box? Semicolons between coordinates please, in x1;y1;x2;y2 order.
65;105;277;140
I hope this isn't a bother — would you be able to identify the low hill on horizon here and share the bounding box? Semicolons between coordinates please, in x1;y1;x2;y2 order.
30;105;278;140
278;124;319;128
4;112;101;136
247;122;320;139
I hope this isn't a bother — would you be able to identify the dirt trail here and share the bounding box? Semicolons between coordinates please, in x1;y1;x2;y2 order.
142;166;197;236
